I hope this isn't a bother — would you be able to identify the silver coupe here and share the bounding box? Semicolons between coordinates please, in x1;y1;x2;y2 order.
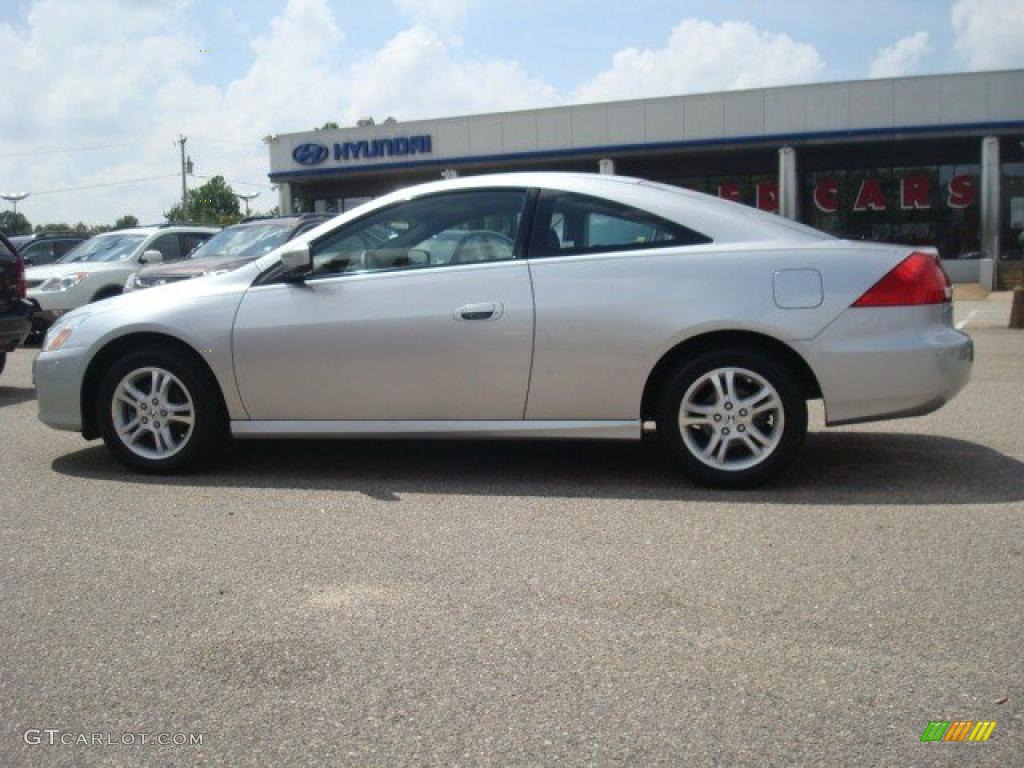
34;173;973;487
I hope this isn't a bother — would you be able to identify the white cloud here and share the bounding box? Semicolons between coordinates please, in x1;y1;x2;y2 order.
574;19;826;102
0;4;834;227
952;0;1024;70
0;0;348;226
342;27;558;122
868;31;931;78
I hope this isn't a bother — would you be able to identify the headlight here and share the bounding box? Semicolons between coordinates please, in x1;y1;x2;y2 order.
42;313;90;352
38;272;90;292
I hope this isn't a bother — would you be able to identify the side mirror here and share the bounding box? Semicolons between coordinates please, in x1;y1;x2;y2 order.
140;249;163;264
279;241;311;273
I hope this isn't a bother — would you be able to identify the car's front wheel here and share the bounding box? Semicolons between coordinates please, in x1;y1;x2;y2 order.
656;348;807;488
97;348;226;473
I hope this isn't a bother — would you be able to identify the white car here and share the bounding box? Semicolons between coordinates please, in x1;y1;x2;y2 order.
26;225;218;331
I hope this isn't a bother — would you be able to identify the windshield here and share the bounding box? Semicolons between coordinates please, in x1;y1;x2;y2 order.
59;234;145;263
188;222;293;260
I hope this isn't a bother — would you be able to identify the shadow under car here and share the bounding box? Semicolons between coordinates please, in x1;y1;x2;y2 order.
50;431;1024;506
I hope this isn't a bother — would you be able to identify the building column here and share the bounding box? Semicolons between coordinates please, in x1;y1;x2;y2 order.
778;147;799;220
277;182;292;215
598;158;615;175
980;136;1001;290
441;168;458;180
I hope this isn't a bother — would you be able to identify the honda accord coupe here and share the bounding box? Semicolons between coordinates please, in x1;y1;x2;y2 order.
33;173;973;487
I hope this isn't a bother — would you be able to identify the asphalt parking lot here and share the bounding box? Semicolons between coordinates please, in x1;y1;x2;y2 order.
2;314;1022;766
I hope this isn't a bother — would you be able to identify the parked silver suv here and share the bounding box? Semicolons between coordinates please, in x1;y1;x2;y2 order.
25;224;217;331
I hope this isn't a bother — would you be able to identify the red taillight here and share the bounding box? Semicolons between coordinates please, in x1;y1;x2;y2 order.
15;254;27;299
852;251;951;308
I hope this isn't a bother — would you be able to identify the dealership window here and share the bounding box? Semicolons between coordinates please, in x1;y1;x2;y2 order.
1003;161;1024;259
529;191;711;258
801;165;980;259
309;189;526;277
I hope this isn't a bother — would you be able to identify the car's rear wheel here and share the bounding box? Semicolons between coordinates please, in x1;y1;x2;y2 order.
655;348;807;488
0;351;6;376
97;349;226;473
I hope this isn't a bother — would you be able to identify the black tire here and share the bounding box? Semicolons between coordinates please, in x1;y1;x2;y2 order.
96;347;227;473
0;350;6;377
655;347;807;489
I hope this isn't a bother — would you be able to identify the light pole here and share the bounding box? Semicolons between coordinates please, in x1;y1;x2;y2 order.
176;135;188;220
234;192;259;217
1;192;30;214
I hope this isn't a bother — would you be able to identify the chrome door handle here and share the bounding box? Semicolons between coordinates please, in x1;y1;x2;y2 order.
455;302;503;321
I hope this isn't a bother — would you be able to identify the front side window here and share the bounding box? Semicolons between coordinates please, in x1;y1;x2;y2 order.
179;232;213;258
309;189;526;278
529;191;711;258
147;234;182;262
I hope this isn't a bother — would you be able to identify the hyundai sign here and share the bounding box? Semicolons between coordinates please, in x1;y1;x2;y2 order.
292;143;330;165
292;135;433;167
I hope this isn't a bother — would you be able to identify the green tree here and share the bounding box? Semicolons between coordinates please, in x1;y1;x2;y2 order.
164;176;241;226
316;121;340;130
114;214;139;229
34;222;71;233
0;211;32;236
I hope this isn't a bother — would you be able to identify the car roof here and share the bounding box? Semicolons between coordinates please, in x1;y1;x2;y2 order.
225;218;302;229
330;173;829;244
13;232;88;240
104;225;219;236
233;214;328;228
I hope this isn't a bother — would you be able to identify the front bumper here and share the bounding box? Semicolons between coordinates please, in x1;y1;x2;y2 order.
28;283;103;331
33;346;89;432
797;305;974;426
27;286;88;314
0;300;33;350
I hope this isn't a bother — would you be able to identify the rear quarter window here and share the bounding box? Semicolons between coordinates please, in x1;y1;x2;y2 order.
529;190;712;258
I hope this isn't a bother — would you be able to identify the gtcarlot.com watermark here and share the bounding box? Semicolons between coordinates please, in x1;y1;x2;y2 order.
24;729;203;747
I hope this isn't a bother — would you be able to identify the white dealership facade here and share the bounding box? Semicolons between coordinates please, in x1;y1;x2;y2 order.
267;69;1024;287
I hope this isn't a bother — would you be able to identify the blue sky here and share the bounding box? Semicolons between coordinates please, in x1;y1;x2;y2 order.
132;2;947;87
1;0;1021;224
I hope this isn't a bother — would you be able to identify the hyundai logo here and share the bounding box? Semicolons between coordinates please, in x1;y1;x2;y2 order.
292;143;329;166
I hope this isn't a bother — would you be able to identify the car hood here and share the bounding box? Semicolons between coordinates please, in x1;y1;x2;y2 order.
26;261;132;280
136;254;258;280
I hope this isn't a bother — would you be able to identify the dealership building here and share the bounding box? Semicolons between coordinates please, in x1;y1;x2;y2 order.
266;69;1024;287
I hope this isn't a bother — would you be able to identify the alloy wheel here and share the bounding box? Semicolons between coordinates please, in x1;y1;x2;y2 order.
111;366;195;460
677;366;785;472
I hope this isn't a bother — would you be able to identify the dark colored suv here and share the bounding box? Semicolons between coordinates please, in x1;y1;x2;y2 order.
124;214;330;292
0;233;32;377
8;232;90;267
